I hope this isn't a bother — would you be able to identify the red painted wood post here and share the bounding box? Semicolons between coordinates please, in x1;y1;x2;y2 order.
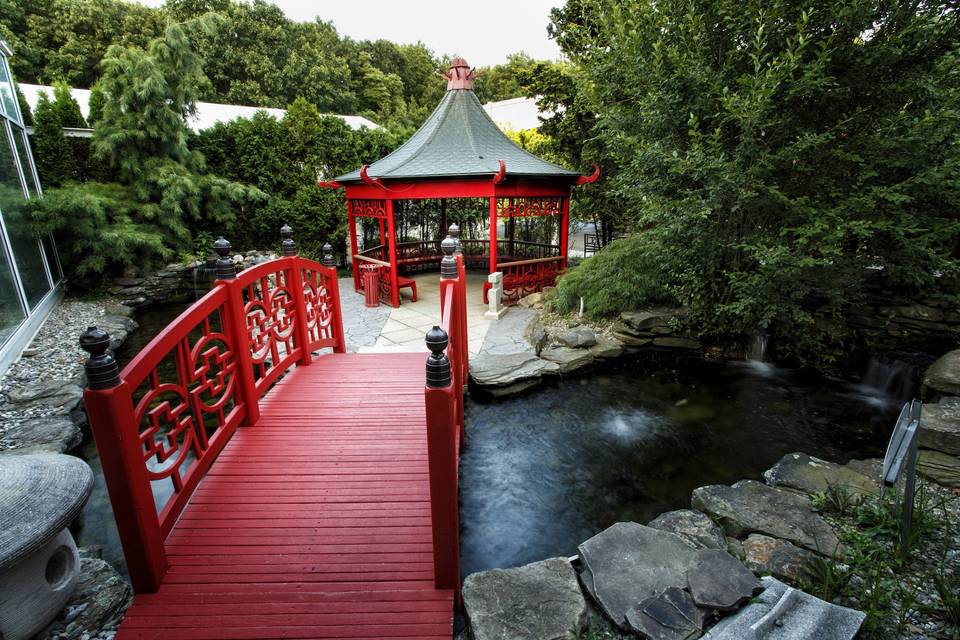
213;236;260;424
386;199;400;308
424;326;461;596
348;203;360;292
79;327;167;593
488;196;498;277
282;224;313;367
560;196;571;270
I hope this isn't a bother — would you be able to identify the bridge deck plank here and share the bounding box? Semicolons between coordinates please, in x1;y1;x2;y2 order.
116;353;454;640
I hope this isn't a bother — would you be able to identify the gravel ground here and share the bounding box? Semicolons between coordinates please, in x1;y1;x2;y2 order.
0;298;123;447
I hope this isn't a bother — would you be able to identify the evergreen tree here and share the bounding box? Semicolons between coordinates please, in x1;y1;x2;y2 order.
31;87;79;185
30;18;264;284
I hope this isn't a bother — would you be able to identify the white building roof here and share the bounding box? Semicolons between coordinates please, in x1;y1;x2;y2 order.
481;96;552;131
18;83;380;131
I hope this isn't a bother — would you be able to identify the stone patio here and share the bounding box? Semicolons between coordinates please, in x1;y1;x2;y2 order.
338;272;536;355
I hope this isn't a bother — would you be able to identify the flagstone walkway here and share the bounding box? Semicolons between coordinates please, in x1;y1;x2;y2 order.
338;273;536;356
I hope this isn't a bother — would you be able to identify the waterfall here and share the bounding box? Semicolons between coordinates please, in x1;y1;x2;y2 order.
858;355;921;406
191;261;218;300
747;333;770;362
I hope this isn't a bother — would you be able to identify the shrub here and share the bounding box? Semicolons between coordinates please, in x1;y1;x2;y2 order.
555;234;678;316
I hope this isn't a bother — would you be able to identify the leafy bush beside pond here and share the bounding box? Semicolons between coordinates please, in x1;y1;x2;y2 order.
547;0;960;367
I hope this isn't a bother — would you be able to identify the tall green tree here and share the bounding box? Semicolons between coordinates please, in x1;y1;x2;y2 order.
31;81;86;185
30;18;264;283
552;0;960;365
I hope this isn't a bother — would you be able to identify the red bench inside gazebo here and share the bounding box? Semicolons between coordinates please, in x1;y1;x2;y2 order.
321;57;599;307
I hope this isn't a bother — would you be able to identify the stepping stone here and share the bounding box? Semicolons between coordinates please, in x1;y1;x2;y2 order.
578;522;698;629
626;587;708;640
742;534;817;582
763;452;877;497
463;557;586;640
648;509;726;550
691;480;843;557
687;549;762;611
701;577;865;639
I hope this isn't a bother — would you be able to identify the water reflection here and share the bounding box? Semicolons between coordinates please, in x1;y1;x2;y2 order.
459;357;893;576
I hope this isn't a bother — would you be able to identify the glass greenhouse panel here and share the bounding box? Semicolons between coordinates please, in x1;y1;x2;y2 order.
0;240;24;346
0;59;17;121
0;123;50;308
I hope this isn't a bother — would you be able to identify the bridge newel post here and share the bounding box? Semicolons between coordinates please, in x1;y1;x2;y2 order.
79;327;168;593
278;224;313;367
423;326;460;597
215;236;261;425
321;242;335;268
448;223;463;256
280;224;297;257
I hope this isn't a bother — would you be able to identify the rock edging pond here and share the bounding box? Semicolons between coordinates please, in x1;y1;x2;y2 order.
460;448;960;639
470;299;697;397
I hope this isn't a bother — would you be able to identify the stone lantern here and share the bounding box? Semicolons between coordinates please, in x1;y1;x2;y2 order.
0;454;93;640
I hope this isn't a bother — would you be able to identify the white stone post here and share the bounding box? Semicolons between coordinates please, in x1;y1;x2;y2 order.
485;271;507;319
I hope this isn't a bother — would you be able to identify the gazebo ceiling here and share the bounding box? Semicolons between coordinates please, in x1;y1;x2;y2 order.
335;58;580;184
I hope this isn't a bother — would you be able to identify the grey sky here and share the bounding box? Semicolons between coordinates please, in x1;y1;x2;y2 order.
134;0;565;67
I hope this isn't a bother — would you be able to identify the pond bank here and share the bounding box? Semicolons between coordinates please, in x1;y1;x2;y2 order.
0;297;137;640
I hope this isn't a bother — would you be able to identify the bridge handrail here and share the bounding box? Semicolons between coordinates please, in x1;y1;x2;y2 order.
79;229;345;594
423;232;467;601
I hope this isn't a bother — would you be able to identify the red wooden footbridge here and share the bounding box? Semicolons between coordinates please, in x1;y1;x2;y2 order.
79;230;467;639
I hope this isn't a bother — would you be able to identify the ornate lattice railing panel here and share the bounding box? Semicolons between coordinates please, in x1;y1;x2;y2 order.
350;199;388;218
496;196;564;218
300;260;339;352
236;262;302;395
122;287;244;535
500;257;564;304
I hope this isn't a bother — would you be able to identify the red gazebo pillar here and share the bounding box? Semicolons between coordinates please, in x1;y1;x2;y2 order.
488;196;498;275
386;199;400;308
560;197;571;269
348;202;360;291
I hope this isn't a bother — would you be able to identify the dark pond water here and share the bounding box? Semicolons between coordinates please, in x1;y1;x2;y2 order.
458;356;898;576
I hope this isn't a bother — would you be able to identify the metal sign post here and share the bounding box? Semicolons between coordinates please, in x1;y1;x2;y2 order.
881;399;921;558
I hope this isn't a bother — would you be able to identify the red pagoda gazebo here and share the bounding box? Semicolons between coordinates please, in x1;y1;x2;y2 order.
322;58;598;307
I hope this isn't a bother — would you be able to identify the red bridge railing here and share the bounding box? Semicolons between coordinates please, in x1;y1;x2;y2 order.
78;228;345;593
423;234;467;600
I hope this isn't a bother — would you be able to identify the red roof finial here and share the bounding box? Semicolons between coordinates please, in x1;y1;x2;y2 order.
444;57;476;90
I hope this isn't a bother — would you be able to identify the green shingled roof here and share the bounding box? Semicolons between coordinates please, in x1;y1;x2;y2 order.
336;89;579;183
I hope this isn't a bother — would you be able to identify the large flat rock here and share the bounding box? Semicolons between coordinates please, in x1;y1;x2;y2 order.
687;549;761;611
626;587;708;640
648;509;726;550
763;452;877;497
540;346;595;373
701;577;865;639
742;534;817;582
577;522;698;629
919;401;960;455
463;557;586;640
5;380;83;412
917;450;960;488
469;353;560;388
1;417;82;454
691;480;842;557
923;349;960;395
